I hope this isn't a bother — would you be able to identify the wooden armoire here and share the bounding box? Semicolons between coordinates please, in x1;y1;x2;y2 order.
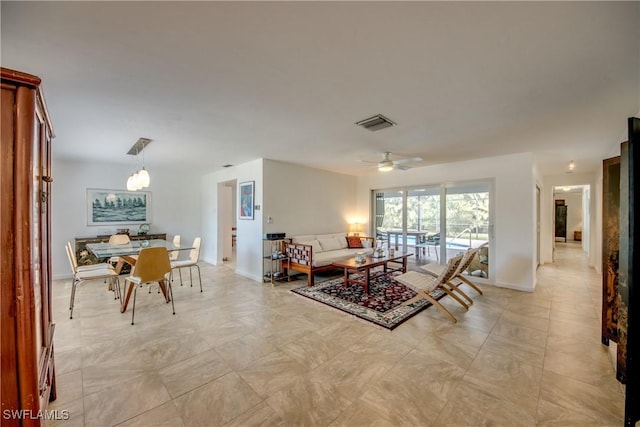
555;200;567;242
1;68;56;425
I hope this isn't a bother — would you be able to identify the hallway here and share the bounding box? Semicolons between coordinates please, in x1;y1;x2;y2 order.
46;242;624;426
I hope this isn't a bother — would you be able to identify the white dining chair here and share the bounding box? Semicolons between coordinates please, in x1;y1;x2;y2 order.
107;234;131;264
169;234;181;261
170;237;202;292
65;244;119;319
66;241;114;272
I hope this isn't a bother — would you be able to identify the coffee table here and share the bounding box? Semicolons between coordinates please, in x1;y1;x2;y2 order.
332;253;412;294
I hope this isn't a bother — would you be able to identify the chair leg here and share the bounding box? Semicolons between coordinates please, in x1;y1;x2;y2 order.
403;291;457;323
113;278;121;301
445;280;474;305
69;278;80;319
178;268;183;286
168;282;175;315
195;264;202;292
457;275;484;295
131;286;138;325
189;266;193;287
401;294;426;306
438;285;469;310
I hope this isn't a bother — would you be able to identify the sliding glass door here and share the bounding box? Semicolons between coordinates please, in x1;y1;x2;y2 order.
444;183;490;278
372;180;492;279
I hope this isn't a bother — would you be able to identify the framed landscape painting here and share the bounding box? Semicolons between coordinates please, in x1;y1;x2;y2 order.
87;188;151;226
239;181;254;220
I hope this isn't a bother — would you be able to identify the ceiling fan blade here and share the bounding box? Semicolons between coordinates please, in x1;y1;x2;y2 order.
394;164;410;171
393;156;423;165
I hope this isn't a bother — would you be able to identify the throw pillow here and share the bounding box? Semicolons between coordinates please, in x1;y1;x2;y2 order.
346;236;364;248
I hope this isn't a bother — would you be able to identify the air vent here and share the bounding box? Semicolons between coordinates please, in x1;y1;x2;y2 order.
355;114;396;132
127;137;152;155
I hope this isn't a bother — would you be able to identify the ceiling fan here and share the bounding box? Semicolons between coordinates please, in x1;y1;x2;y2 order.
363;152;423;172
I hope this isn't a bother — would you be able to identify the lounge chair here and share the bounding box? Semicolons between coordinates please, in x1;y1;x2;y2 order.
394;254;468;322
420;245;485;297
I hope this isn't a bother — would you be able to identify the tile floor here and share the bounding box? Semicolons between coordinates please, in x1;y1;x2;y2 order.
47;243;625;426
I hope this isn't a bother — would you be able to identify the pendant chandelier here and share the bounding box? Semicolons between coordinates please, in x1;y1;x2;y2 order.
126;138;152;191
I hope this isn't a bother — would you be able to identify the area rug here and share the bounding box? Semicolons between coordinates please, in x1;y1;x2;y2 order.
291;272;444;329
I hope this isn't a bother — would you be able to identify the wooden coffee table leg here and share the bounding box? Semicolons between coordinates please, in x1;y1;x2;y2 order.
121;282;134;313
364;267;370;294
343;268;349;288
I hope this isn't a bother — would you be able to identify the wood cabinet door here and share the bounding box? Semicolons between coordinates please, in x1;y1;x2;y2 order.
1;79;21;427
1;68;56;426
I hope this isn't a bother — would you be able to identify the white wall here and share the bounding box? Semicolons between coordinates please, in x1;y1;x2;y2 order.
357;153;537;292
202;158;357;282
52;158;203;279
262;159;358;236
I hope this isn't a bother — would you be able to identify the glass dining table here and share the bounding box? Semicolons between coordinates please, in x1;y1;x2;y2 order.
85;238;189;259
86;239;193;313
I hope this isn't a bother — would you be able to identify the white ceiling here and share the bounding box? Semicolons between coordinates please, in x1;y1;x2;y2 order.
2;2;639;176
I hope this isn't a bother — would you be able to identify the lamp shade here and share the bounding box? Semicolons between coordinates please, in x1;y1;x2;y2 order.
132;171;142;191
126;174;136;191
138;167;150;188
378;160;393;172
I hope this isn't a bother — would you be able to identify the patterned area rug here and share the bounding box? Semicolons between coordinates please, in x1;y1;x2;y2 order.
291;272;444;329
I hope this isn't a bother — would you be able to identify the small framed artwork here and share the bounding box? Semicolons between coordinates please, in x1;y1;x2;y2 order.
87;188;151;226
239;181;254;220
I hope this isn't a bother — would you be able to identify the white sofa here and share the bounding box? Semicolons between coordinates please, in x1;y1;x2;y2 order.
283;232;374;286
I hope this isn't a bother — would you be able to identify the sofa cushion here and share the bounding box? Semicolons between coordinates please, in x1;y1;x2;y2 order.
346;236;364;248
336;236;349;249
292;235;317;243
318;237;341;252
312;247;373;267
318;233;347;240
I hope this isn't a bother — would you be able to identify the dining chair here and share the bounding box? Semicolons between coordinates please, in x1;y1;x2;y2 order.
66;241;114;272
65;244;119;319
67;240;119;297
107;233;131;264
122;246;174;325
169;234;181;261
416;233;440;261
108;233;140;275
170;237;202;292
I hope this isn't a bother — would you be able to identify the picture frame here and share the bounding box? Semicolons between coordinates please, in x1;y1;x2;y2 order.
239;181;255;220
87;188;151;226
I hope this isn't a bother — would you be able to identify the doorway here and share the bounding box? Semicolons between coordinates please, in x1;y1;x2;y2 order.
553;185;587;250
221;180;237;269
536;185;541;267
